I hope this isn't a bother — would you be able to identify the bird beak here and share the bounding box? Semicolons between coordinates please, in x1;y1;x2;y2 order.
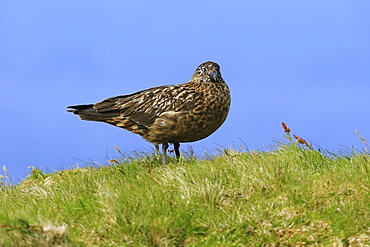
208;71;219;81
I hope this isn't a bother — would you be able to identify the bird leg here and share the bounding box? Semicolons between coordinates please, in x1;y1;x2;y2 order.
162;143;169;164
174;143;180;159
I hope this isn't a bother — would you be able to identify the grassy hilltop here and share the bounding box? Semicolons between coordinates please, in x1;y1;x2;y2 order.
1;129;370;246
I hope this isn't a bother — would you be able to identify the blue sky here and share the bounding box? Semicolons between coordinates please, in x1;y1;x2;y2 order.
1;1;370;182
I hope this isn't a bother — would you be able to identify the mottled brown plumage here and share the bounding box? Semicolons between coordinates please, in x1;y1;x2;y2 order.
68;61;231;163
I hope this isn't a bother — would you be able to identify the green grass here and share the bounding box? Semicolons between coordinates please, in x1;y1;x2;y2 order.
1;137;370;246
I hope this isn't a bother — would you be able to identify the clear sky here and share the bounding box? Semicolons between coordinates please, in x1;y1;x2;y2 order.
1;1;370;182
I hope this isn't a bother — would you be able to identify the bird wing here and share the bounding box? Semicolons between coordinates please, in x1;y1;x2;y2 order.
94;85;197;127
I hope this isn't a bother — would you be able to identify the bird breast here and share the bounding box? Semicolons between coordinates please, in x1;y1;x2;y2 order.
145;81;230;144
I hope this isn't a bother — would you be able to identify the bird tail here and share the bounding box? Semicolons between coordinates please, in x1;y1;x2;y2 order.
67;104;120;122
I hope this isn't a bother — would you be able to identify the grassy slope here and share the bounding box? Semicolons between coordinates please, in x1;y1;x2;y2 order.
1;142;370;246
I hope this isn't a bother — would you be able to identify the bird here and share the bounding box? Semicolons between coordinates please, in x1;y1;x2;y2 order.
67;61;231;163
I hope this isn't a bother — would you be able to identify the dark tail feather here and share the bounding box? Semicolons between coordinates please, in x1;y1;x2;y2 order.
67;104;120;122
67;104;94;112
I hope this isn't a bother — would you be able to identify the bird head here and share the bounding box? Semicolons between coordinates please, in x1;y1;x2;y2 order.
192;61;223;82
